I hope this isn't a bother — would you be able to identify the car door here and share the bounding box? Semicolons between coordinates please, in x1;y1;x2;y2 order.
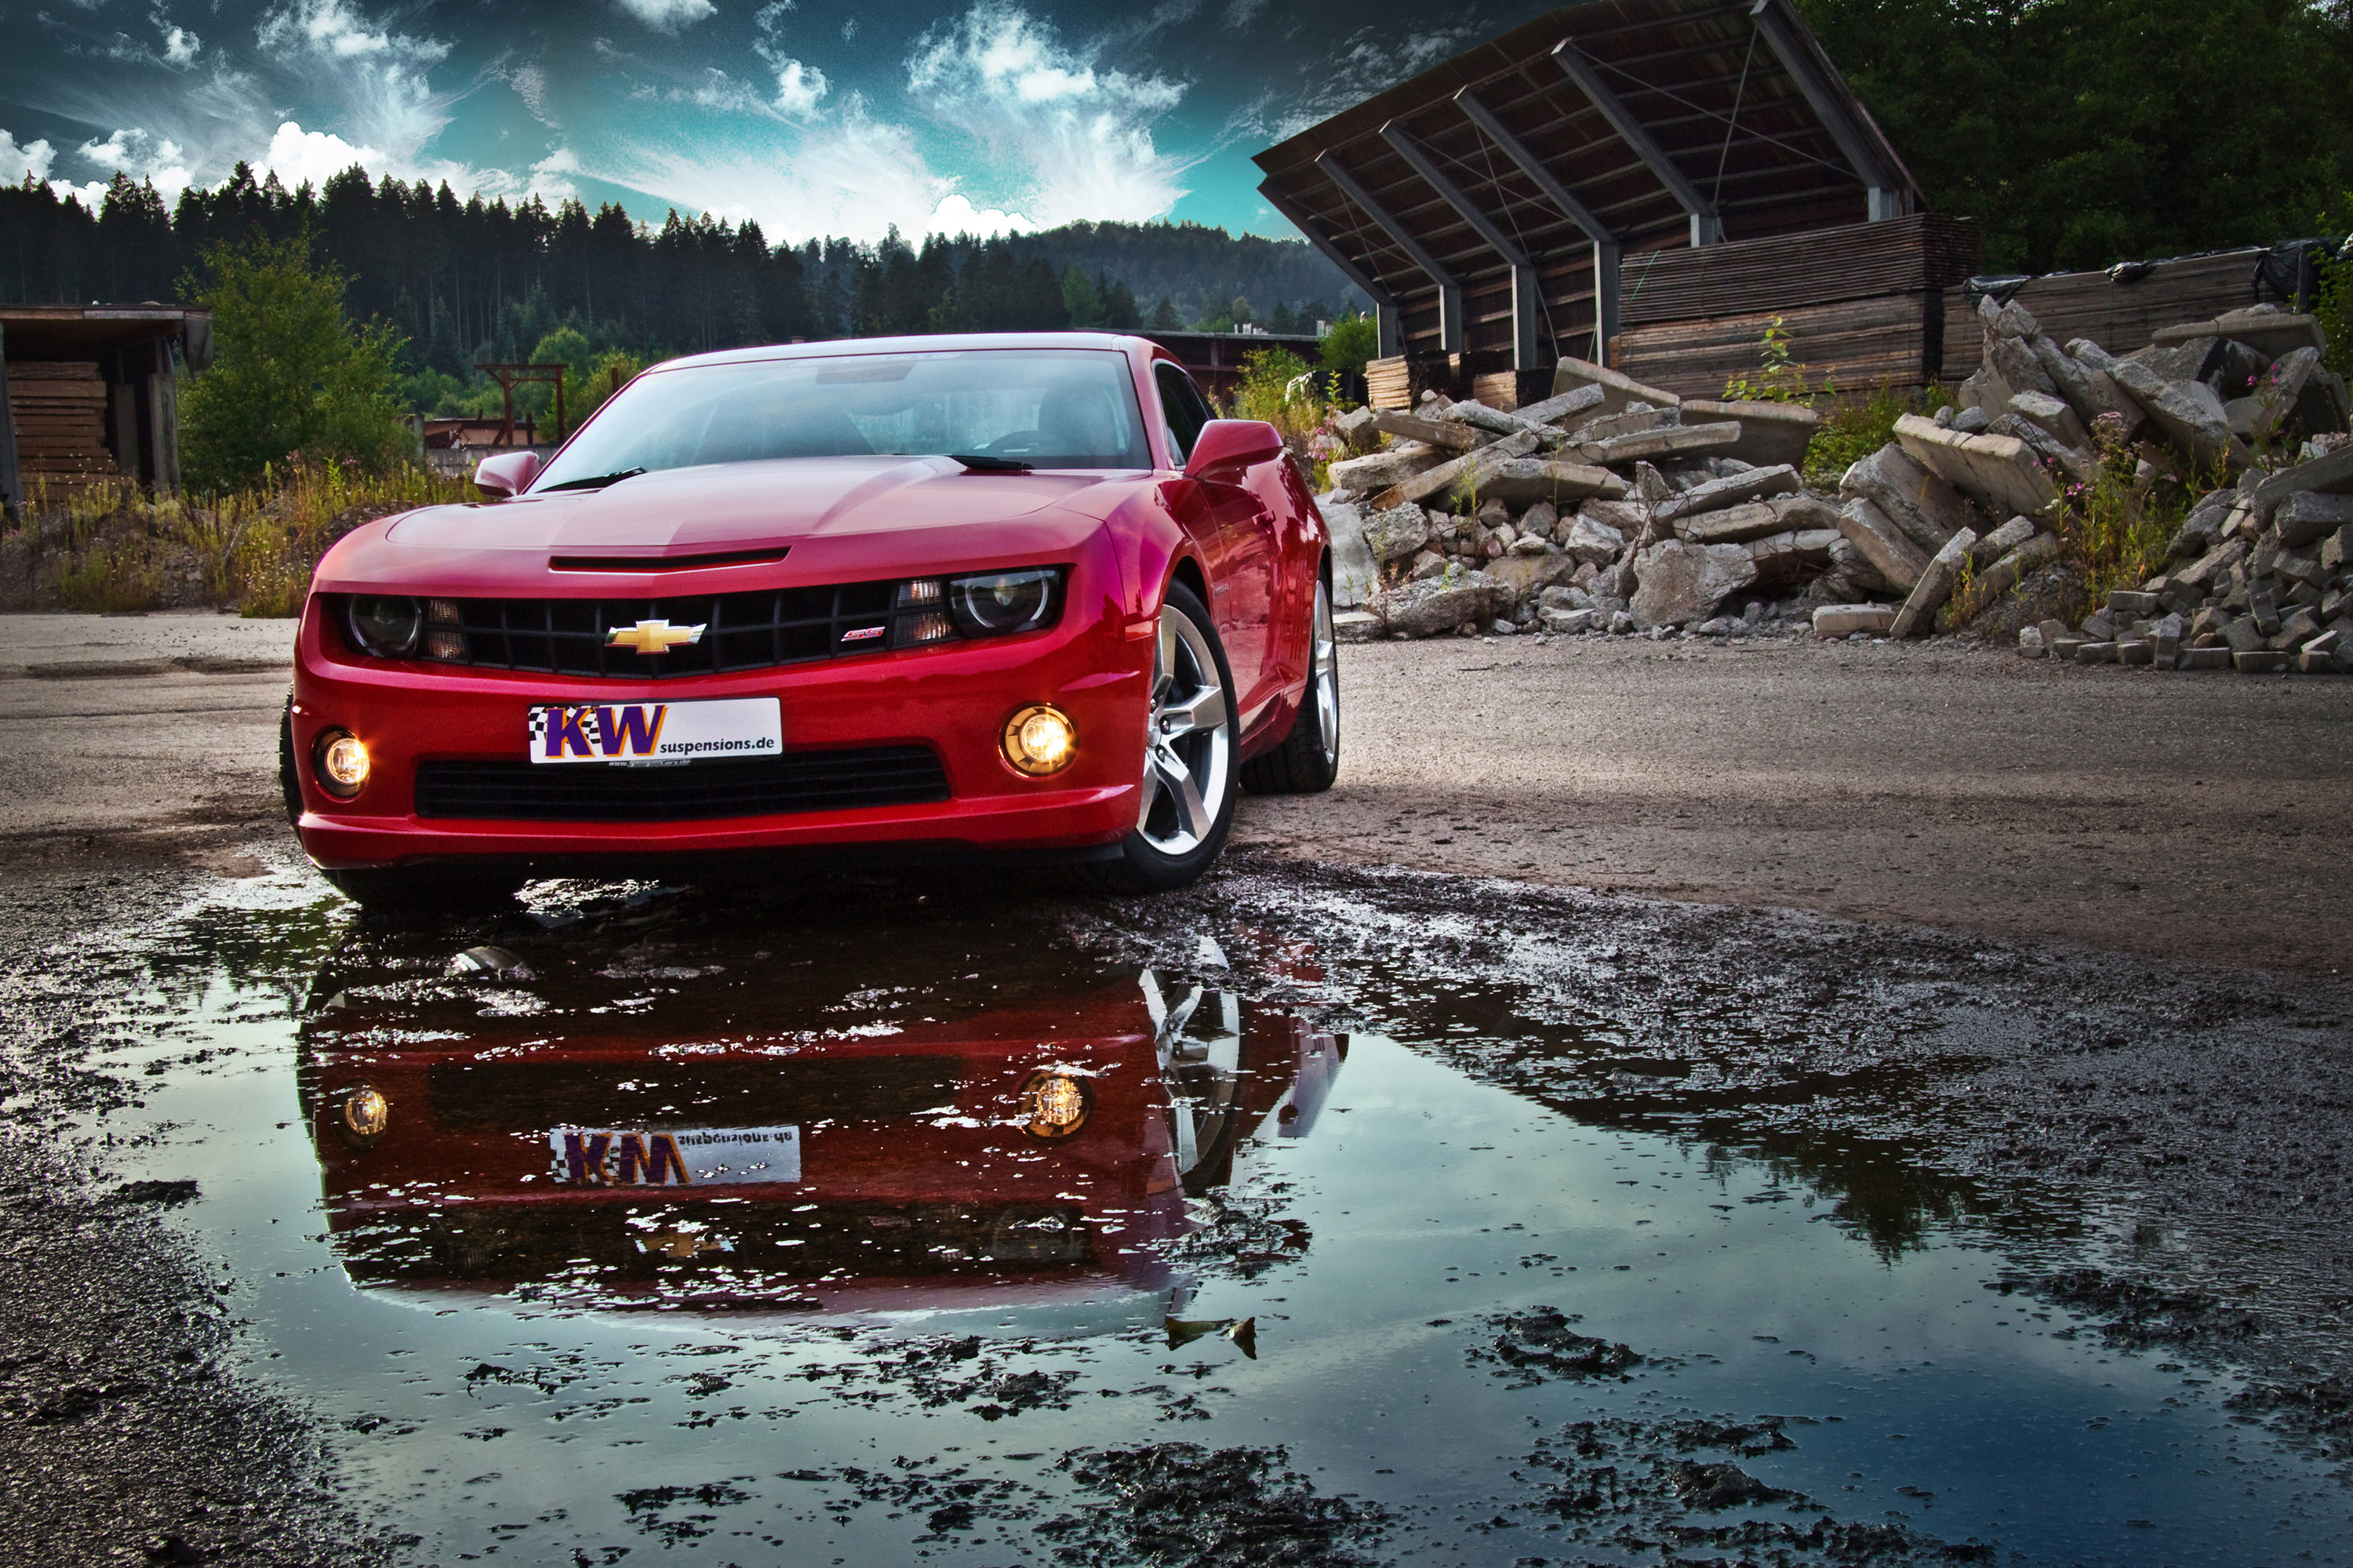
1155;363;1279;720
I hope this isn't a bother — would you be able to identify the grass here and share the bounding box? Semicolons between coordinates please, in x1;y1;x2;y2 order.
5;462;472;617
1801;382;1952;489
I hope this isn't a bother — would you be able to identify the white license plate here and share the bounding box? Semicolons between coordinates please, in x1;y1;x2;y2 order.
527;697;780;766
547;1126;802;1187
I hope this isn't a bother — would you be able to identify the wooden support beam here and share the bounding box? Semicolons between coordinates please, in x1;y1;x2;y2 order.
1258;178;1401;358
1747;0;1905;218
1551;39;1723;246
1377;125;1540;369
1453;89;1621;362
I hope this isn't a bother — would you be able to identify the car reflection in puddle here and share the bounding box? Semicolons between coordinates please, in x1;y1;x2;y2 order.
300;948;1341;1325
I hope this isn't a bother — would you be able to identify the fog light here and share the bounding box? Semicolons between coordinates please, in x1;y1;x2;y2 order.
336;1085;389;1148
1001;704;1076;777
315;729;370;799
1018;1068;1093;1140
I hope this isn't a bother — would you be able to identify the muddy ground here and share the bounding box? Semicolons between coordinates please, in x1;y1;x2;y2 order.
4;611;2352;1564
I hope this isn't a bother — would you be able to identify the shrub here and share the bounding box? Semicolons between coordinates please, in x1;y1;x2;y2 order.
178;234;414;493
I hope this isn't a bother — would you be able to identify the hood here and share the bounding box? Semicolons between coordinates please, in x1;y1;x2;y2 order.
321;457;1133;595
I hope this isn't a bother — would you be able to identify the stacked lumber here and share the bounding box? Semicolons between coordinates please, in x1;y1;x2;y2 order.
7;362;116;494
1936;250;2262;380
1365;353;1464;411
1618;294;1937;399
1618;214;1979;326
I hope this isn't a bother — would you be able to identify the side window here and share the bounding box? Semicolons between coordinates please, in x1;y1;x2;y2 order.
1155;363;1213;462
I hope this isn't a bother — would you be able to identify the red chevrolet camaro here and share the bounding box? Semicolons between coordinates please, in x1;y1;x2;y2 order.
280;333;1340;908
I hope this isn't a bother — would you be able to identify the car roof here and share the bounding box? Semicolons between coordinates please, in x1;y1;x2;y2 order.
651;332;1171;376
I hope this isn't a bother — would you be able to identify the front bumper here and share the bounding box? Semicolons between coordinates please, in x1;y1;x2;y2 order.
289;593;1152;872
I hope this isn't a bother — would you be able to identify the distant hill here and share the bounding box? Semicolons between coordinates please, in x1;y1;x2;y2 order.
0;167;1359;404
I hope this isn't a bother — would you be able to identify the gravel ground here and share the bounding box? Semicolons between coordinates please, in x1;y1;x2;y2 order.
1232;631;2353;973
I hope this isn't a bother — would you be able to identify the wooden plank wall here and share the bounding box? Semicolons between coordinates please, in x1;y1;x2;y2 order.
1620;214;1979;326
5;362;118;495
1619;293;1939;400
1937;251;2267;379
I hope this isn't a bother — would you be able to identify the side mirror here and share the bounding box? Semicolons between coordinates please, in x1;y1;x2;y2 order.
474;449;541;499
1184;419;1284;482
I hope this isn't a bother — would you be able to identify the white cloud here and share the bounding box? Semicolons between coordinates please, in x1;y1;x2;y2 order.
254;0;460;170
772;59;827;115
259;118;383;187
0;129;58;184
904;2;1191;227
76;126;195;197
161;24;202;66
534;146;581;176
615;0;717;34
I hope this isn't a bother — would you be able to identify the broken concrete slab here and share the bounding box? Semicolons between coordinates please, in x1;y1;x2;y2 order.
1840;442;1972;552
1574;406;1678;444
1747;527;1839;583
1679;398;1820;468
1559;514;1626;566
1369;569;1515;638
1550;355;1682;415
1572;421;1743;466
1629;538;1757;630
2251;442;2353;517
1973;514;2040;566
1366;410;1491;451
2009;390;2091;451
1472;457;1630;509
1893;413;2060;519
1329;442;1444;496
1679;491;1838;546
2157;307;2329;361
1367;430;1541;511
1889;526;1980;638
1813;603;1897;638
1512;382;1608;430
1970;532;2062;602
1653;463;1802;526
1319;497;1379;609
2108;358;2249;468
1835;496;1931;592
1988;334;2058;401
2031;334;2146;442
2273;489;2353;549
1483;550;1580;603
1361;504;1432;566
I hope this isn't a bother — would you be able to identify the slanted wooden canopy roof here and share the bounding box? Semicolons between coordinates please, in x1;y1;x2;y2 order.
1253;0;1922;369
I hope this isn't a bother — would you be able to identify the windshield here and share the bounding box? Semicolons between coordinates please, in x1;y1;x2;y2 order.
531;347;1153;488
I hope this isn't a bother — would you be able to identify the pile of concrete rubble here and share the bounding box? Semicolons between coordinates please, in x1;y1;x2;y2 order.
1318;297;2353;667
1321;360;1848;640
1946;296;2353;672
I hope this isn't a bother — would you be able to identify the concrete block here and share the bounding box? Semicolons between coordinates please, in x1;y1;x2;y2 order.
1653;464;1801;526
2049;636;2086;661
2018;625;2047;658
2297;642;2344;672
2251;442;2353;518
2075;641;2118;664
2274;489;2353;549
2177;646;2233;670
1333;609;1382;643
1630;539;1758;630
1472;457;1630;509
1972;532;2062;602
1890;526;1979;639
2271;606;2324;650
1813;604;1898;638
1367;430;1541;511
2109;357;2249;469
1550;355;1682;415
1893;414;2060;518
1573;422;1743;466
1679;399;1820;468
1368;409;1492;451
1513;383;1609;431
2107;590;2160;617
1841;442;1969;551
2117;639;2155;665
2009;389;2091;451
2032;335;2146;442
1540;606;1602;635
2233;649;2290;672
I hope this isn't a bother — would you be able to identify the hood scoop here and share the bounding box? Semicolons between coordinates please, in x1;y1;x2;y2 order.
549;546;791;573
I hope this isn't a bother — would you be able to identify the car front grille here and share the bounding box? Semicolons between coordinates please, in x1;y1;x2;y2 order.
427;1054;963;1131
434;583;899;678
413;747;949;822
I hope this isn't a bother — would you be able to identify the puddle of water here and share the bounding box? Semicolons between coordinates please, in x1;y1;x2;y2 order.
44;870;2353;1565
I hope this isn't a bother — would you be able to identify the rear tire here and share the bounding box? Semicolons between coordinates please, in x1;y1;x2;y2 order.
1067;580;1239;894
1239;574;1340;795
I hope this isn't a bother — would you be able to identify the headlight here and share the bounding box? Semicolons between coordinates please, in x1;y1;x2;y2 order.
314;729;369;799
345;595;423;657
947;569;1060;638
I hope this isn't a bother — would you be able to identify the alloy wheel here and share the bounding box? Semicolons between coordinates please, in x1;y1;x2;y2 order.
1136;599;1233;856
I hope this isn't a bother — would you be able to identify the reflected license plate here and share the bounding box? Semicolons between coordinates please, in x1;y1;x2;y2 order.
547;1126;802;1187
528;697;781;766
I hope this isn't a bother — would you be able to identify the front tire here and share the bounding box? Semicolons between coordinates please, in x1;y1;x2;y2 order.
1239;574;1340;795
1072;580;1239;894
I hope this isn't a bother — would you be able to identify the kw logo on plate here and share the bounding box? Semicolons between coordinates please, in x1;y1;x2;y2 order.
553;1131;692;1185
536;704;667;760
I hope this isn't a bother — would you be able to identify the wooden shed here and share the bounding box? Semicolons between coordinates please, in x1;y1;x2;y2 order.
0;304;212;508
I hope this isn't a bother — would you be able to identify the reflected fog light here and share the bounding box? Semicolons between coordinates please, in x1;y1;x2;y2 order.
1018;1069;1093;1140
336;1085;389;1148
1001;704;1077;777
315;729;370;799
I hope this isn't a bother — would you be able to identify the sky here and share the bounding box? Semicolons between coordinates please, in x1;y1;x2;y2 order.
0;0;1550;245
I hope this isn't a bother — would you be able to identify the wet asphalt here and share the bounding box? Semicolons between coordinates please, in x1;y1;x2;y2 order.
7;842;2353;1565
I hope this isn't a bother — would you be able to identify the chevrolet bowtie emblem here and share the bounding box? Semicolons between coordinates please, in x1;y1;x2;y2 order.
607;619;706;655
